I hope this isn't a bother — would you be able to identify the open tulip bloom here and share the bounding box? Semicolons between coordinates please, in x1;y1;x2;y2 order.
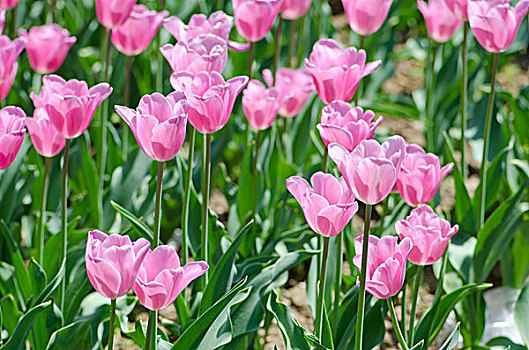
0;106;25;170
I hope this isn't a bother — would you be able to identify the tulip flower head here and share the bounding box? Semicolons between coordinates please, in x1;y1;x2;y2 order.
396;205;458;265
445;0;469;20
133;245;208;310
418;0;462;43
26;109;66;158
242;79;281;130
232;0;283;42
95;0;137;29
263;68;314;118
85;230;151;299
286;172;359;237
0;106;25;170
341;0;393;36
0;10;6;34
0;0;18;10
280;0;312;19
0;35;24;100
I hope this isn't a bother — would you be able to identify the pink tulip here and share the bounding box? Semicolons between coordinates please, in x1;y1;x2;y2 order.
0;10;6;33
32;75;112;139
0;35;24;80
341;0;393;36
115;92;188;162
286;172;359;237
26;109;65;158
263;68;314;118
85;230;150;299
353;235;412;299
396;205;458;265
95;0;137;29
396;144;453;207
280;0;312;19
304;39;381;105
171;71;248;134
0;60;16;101
233;0;283;42
468;0;529;53
133;245;208;310
242;80;280;130
445;0;468;20
19;24;76;74
0;0;18;10
160;34;228;74
0;106;25;170
164;11;250;52
317;101;382;152
418;0;462;43
111;5;168;56
329;136;406;205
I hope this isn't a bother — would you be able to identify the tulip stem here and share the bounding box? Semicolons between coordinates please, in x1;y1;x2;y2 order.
253;130;261;219
388;298;411;350
9;6;16;39
248;42;255;78
36;157;52;266
332;232;343;335
58;139;70;316
98;29;111;227
145;309;157;350
314;236;330;339
408;265;423;347
321;147;328;172
354;203;372;350
181;127;195;267
108;298;116;349
153;161;164;248
401;282;408;342
273;17;282;74
426;42;438;152
295;16;306;68
460;23;468;180
201;133;211;287
354;35;365;106
156;0;164;92
288;20;296;68
478;53;499;229
121;55;133;161
50;0;56;23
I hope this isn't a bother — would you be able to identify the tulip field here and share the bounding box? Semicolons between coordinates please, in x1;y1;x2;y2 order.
3;0;529;348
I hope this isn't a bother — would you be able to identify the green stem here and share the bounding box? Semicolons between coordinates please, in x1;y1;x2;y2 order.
354;203;372;350
460;23;468;180
332;232;343;335
478;53;499;229
108;298;116;349
314;236;330;338
295;16;306;68
401;283;408;343
49;0;56;23
156;0;164;92
201;133;211;287
121;55;133;161
273;17;283;74
253;130;261;218
408;265;423;347
98;29;111;227
58;139;70;315
322;148;328;172
426;42;438;153
354;35;365;106
388;298;411;350
216;0;224;10
10;6;16;39
145;309;157;350
181;128;195;267
248;42;255;79
377;196;389;236
288;20;296;67
36;157;52;266
425;244;449;347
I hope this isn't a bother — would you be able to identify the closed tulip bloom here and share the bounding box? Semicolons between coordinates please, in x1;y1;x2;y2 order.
111;5;168;56
286;172;359;237
418;0;462;43
341;0;393;36
317;101;382;152
396;144;453;206
396;205;458;265
242;80;280;130
0;106;25;170
19;24;76;74
305;39;381;105
263;68;314;118
329;136;406;204
0;35;24;81
34;75;112;139
445;0;468;20
133;245;209;310
0;10;5;34
468;0;529;53
280;0;312;19
160;34;228;74
233;0;283;42
171;71;248;134
85;230;151;299
95;0;137;29
353;235;412;299
115;92;188;162
0;0;18;9
26;109;65;158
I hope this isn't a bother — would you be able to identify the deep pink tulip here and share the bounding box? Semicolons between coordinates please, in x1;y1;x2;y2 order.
171;71;248;134
133;245;208;310
242;80;280;130
280;0;312;19
445;0;468;20
85;230;150;299
468;0;529;53
95;0;137;29
19;24;76;74
396;144;453;207
286;172;358;237
33;75;112;139
305;39;381;105
418;0;462;43
115;92;188;162
263;68;314;118
353;235;412;299
160;34;228;74
341;0;393;36
329;136;406;205
317;101;382;152
396;205;458;265
0;0;18;10
111;5;168;56
26;109;65;158
0;106;25;170
233;0;283;42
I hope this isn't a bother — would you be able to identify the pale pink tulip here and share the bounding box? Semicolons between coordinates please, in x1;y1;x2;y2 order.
341;0;393;36
95;0;137;29
26;109;65;158
280;0;312;19
242;80;280;130
233;0;283;42
445;0;468;20
263;68;314;118
418;0;462;43
0;106;25;170
0;35;24;81
0;0;18;9
0;10;6;33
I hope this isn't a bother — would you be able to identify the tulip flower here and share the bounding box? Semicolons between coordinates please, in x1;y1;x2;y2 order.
0;0;17;10
85;230;151;299
396;205;458;265
263;68;314;118
341;0;393;36
33;75;112;139
160;34;228;74
396;144;454;206
0;35;24;80
242;80;281;130
111;5;168;56
317;101;382;152
25;109;66;158
0;10;5;34
418;0;462;43
171;71;248;134
280;0;312;19
445;0;468;20
133;245;209;310
232;0;283;42
305;39;381;105
353;235;412;299
115;92;189;162
0;106;25;170
328;136;406;205
95;0;137;29
19;24;76;74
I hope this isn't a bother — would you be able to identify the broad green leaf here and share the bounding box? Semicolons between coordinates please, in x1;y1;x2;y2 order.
514;282;529;347
29;259;65;309
439;323;460;350
0;295;21;337
487;337;526;350
28;259;47;297
46;320;92;350
118;318;146;347
110;200;153;240
63;265;92;324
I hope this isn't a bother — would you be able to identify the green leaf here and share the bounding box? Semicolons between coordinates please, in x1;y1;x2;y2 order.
439;323;460;350
46;320;92;350
0;295;21;337
29;259;65;309
514;281;529;347
110;200;153;240
28;259;47;296
118;318;146;347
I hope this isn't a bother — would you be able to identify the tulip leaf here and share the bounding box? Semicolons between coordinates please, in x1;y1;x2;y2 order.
0;295;21;337
110;200;153;241
46;320;92;350
117;318;146;347
439;323;460;350
29;259;65;309
63;265;92;324
514;282;529;347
